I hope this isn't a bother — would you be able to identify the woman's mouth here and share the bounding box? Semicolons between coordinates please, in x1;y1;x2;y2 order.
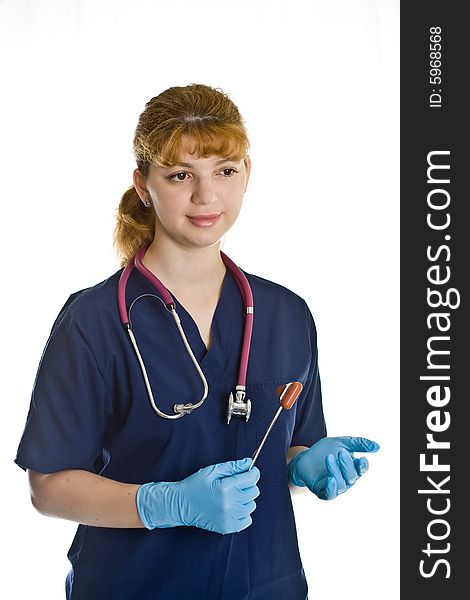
187;213;221;228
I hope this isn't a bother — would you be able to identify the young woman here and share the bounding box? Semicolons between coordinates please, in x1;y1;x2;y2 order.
15;83;379;599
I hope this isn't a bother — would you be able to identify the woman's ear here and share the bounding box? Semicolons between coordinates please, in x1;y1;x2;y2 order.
243;155;252;191
133;168;148;203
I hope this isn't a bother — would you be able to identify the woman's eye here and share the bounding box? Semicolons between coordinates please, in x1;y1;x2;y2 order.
222;168;237;177
169;172;190;182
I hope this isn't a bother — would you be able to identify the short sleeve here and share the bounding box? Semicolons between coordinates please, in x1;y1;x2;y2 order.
290;302;327;447
15;300;113;474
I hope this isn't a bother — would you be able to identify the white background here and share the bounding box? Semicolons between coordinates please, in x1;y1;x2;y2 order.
0;1;399;598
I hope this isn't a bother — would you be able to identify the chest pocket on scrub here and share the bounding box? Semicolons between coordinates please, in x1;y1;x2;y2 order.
248;381;298;483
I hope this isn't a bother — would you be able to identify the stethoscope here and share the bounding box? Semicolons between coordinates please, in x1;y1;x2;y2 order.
117;246;254;423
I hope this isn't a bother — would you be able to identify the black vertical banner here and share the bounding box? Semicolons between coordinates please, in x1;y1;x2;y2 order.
401;3;466;598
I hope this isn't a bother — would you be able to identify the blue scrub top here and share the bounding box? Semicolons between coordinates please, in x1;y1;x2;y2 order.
15;264;326;600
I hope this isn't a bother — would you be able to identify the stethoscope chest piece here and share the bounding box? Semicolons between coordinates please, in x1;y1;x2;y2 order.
227;386;251;424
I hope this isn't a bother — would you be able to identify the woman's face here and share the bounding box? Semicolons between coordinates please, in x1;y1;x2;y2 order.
134;147;251;251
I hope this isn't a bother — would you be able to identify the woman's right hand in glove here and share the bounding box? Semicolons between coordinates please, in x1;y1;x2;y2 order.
136;457;260;535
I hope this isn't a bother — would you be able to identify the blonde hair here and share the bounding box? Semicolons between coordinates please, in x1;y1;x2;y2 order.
113;83;250;267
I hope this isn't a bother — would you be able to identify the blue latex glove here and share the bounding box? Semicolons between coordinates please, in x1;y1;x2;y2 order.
136;457;260;534
288;436;380;500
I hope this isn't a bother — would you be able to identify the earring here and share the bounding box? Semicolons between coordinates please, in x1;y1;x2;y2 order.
143;200;150;207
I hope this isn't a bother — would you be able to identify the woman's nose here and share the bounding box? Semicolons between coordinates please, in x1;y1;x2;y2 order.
191;178;218;205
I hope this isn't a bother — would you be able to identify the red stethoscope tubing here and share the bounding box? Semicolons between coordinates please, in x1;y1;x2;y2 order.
117;245;254;394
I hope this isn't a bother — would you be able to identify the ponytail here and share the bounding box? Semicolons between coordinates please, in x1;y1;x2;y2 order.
113;186;155;267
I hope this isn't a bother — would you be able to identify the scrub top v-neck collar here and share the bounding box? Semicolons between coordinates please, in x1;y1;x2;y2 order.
132;265;241;386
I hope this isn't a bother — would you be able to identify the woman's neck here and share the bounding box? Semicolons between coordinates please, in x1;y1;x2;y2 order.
142;238;226;291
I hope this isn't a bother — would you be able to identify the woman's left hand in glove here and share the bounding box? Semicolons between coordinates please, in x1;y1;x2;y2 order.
288;436;380;500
